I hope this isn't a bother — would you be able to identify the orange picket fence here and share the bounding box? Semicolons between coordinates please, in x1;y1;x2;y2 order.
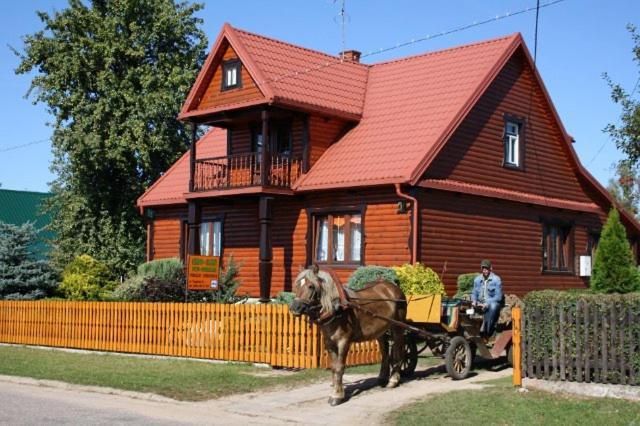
0;301;380;369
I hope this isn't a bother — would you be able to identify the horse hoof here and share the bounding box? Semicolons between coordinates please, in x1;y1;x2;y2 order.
328;397;344;406
386;379;400;388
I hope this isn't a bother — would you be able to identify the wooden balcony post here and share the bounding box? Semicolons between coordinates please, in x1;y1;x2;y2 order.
189;123;197;192
301;113;310;173
261;109;270;186
258;196;273;302
187;201;201;256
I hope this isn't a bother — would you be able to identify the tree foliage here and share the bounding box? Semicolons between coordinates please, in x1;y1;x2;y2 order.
591;209;640;293
607;161;640;218
59;254;116;300
604;24;640;165
0;222;58;300
15;0;208;277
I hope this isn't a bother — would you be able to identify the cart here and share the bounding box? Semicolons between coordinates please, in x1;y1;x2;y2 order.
396;295;514;380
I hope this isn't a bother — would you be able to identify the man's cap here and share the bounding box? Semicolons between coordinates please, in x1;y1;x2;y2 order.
480;259;492;269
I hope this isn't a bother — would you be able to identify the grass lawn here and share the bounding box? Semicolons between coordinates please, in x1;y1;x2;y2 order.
388;376;640;426
0;345;443;401
0;345;329;401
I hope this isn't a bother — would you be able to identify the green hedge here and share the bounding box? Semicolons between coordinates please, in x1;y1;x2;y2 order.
347;266;398;291
522;290;640;385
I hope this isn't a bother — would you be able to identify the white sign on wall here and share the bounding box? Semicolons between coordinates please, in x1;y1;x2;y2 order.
579;255;592;277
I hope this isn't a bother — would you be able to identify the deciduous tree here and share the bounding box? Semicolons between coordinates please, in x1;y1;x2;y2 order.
15;0;207;277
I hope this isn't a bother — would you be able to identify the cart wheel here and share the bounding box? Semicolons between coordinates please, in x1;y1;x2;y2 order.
445;336;472;380
400;337;418;378
506;343;513;367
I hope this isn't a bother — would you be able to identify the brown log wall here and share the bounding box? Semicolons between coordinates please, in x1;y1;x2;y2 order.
425;50;593;203
196;44;264;111
419;189;603;296
150;188;410;297
309;116;348;167
229;117;304;158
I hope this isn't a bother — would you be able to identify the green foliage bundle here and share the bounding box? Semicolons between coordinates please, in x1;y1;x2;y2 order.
591;209;640;293
113;258;185;302
393;263;445;296
59;254;116;300
15;0;208;277
455;272;478;298
523;290;640;384
347;265;398;291
273;291;295;305
0;221;58;299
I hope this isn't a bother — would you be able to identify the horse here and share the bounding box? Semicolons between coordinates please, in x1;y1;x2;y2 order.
289;265;407;406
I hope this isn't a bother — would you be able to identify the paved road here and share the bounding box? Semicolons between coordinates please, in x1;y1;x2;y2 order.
0;367;512;425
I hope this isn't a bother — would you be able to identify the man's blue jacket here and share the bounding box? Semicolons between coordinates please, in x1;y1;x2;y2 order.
471;272;502;305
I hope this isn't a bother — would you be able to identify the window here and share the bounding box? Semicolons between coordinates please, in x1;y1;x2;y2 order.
314;212;362;265
181;220;222;260
251;122;292;157
587;232;600;258
503;117;524;169
542;222;572;272
221;60;241;91
199;221;222;256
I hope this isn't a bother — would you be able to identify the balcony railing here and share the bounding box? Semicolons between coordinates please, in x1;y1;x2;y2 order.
194;153;302;192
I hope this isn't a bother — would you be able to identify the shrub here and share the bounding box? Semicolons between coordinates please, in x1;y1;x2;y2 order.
455;272;478;298
137;258;184;283
110;275;144;301
0;221;58;300
393;263;445;296
347;265;399;291
591;209;640;293
273;291;295;305
523;290;640;384
59;254;116;300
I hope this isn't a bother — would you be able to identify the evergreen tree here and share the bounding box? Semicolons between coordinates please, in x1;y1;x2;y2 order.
0;222;58;299
14;0;208;277
591;209;640;293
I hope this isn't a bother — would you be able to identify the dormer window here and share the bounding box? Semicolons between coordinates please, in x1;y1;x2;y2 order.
221;60;241;91
503;115;524;169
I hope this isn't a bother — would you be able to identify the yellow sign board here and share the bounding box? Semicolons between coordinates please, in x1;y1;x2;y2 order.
187;255;220;291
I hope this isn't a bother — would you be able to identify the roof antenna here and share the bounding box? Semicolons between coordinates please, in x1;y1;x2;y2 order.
334;0;347;62
533;0;540;64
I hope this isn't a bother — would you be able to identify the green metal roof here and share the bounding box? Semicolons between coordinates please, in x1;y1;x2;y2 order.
0;189;54;259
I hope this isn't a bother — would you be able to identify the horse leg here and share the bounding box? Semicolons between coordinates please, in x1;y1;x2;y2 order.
377;335;390;386
387;325;404;388
328;338;349;406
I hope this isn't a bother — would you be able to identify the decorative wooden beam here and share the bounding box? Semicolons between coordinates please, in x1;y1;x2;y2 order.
258;196;274;302
260;108;270;186
189;123;197;192
187;201;201;256
301;113;310;173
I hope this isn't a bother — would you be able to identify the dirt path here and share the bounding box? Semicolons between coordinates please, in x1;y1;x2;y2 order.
0;366;512;425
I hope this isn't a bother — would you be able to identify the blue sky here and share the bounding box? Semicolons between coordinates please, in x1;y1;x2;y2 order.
1;0;639;192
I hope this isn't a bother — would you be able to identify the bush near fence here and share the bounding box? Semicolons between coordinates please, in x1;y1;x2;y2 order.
0;301;380;369
522;290;640;385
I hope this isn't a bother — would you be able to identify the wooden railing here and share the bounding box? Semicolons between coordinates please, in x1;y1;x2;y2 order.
194;153;301;191
0;301;379;368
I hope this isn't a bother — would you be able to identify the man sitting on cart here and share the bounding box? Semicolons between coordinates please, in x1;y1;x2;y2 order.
471;259;503;337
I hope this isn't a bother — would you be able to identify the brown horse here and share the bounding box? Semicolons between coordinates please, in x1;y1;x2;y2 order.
289;266;407;406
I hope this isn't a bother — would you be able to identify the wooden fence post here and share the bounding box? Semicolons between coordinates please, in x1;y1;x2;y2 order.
512;306;522;387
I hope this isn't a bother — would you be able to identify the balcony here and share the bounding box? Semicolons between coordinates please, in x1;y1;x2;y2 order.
193;153;302;192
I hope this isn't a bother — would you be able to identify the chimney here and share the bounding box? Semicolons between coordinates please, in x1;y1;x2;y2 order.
339;50;361;63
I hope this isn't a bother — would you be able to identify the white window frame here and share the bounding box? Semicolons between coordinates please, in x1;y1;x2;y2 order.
504;120;521;167
221;60;241;91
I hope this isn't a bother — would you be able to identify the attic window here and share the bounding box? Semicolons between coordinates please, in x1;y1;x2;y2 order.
221;60;241;91
503;115;525;169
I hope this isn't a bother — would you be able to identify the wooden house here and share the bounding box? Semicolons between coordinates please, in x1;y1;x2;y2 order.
137;24;640;299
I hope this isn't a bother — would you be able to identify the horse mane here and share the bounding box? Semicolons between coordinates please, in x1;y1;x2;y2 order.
314;268;341;316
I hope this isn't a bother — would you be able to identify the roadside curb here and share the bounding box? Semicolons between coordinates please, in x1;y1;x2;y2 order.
523;378;640;402
0;374;180;403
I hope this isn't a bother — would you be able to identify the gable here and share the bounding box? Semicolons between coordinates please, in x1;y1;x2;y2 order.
424;49;591;203
194;43;264;112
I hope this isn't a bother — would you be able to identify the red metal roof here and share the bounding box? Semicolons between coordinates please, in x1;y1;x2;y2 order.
180;24;369;121
294;34;520;190
137;128;226;208
419;179;600;213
